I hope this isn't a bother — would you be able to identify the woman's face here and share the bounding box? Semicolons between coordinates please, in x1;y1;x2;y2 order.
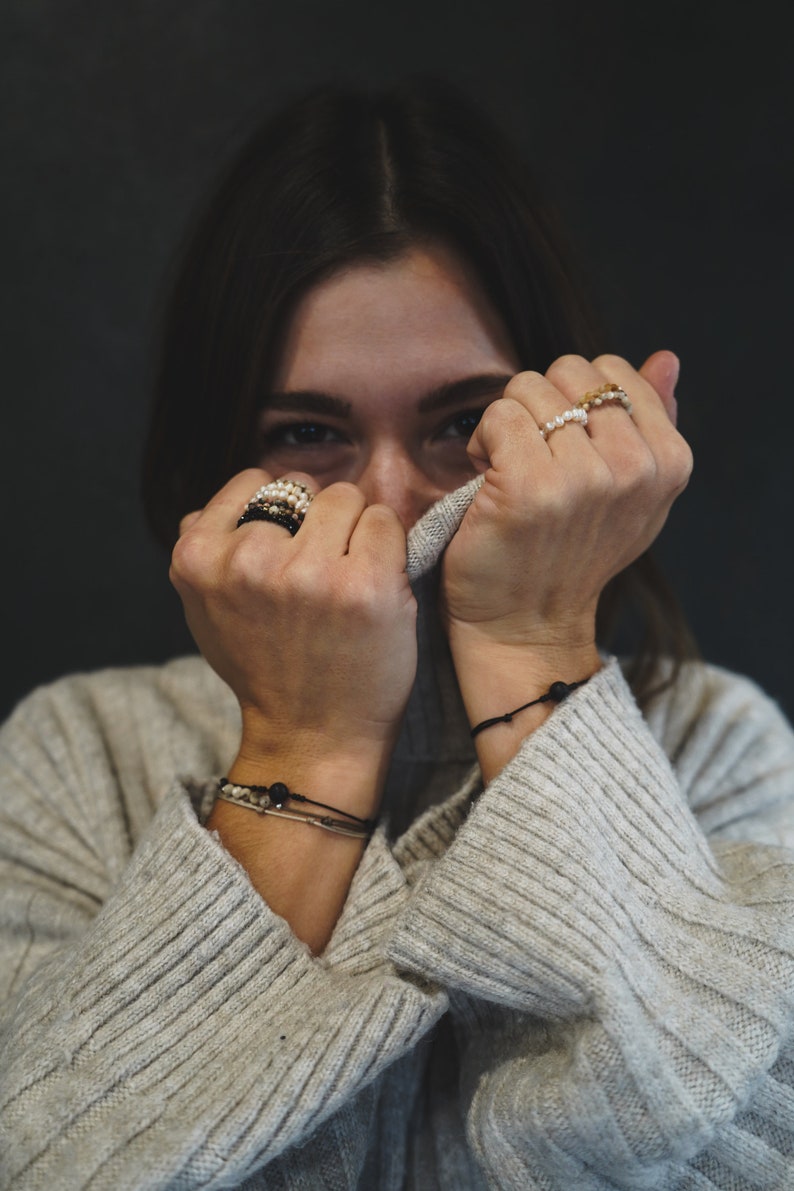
261;242;521;530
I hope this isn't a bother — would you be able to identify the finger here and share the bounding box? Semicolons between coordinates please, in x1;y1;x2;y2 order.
589;353;689;465
467;371;579;473
201;468;316;535
347;503;409;575
533;356;625;455
638;350;679;425
510;363;596;452
297;481;367;554
466;383;546;475
537;353;677;490
189;468;273;534
590;353;693;491
589;354;674;433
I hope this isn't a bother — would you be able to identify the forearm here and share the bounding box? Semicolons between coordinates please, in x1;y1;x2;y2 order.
388;661;794;1184
207;733;393;953
1;781;444;1189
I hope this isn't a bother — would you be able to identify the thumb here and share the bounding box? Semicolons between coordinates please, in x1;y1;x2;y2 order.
638;350;680;425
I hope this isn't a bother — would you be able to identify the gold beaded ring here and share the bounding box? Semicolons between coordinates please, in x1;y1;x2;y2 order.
575;382;634;416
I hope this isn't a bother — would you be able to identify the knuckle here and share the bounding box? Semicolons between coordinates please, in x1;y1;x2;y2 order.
672;438;695;485
591;352;628;374
477;401;504;438
585;460;616;501
505;368;544;386
328;480;363;499
234;466;271;493
529;470;577;516
656;432;694;493
225;536;272;587
632;445;659;484
613;446;657;496
348;574;404;627
170;531;210;585
502;371;545;401
281;555;325;599
479;395;522;433
315;480;365;510
545;354;587;383
347;576;380;614
361;503;402;532
178;510;201;536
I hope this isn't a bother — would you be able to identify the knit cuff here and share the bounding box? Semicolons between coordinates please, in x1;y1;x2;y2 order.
386;661;794;1177
406;475;482;581
1;785;444;1188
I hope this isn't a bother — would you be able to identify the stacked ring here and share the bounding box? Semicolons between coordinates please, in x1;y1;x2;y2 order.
237;479;313;534
575;382;633;416
539;406;588;441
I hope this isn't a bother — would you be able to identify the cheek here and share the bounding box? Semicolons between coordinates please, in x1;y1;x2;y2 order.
257;441;359;488
421;441;481;489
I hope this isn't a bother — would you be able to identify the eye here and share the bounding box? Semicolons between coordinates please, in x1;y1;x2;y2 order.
436;409;485;440
261;421;346;448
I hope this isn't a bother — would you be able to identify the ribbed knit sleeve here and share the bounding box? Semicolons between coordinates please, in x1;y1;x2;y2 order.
388;659;794;1188
4;462;794;1188
0;679;446;1190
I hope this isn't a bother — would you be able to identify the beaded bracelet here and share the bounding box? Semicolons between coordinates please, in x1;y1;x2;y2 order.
470;678;589;738
216;779;375;839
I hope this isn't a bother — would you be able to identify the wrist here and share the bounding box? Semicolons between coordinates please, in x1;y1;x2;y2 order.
216;775;374;839
448;631;601;783
448;625;600;716
238;702;400;760
228;727;395;825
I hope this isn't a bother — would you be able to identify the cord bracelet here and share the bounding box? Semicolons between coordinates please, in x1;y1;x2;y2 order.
469;679;589;738
216;779;376;838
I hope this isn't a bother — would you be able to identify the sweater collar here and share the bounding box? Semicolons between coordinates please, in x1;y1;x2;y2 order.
382;480;481;828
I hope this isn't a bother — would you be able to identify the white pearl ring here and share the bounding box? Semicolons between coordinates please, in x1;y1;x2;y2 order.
237;478;314;534
539;383;633;442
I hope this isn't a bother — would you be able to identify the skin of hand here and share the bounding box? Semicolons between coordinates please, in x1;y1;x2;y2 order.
441;351;692;778
170;348;686;938
170;469;417;951
442;351;690;645
170;468;417;774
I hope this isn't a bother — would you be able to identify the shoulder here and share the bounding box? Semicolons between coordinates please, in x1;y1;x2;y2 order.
0;657;240;819
638;658;794;844
3;654;236;738
638;658;791;761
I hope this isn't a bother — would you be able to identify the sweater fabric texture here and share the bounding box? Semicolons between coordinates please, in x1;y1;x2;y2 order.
2;479;794;1189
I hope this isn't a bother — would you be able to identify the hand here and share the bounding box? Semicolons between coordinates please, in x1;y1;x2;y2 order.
442;351;692;654
170;469;417;777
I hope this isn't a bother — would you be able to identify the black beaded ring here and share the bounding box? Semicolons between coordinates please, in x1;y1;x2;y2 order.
237;479;313;534
237;506;302;534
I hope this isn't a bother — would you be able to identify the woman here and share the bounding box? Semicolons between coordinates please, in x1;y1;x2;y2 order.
2;80;794;1190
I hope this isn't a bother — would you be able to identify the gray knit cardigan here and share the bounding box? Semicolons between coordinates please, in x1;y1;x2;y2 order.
2;481;794;1190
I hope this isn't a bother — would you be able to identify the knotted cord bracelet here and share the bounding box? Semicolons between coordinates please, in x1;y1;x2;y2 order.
222;801;371;838
469;678;590;738
217;779;376;838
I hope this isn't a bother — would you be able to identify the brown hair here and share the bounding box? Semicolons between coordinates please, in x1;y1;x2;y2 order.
142;78;697;707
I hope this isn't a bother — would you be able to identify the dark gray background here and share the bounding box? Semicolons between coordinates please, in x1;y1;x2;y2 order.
2;0;792;721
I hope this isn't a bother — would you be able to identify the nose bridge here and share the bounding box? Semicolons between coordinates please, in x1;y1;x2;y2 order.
357;439;433;528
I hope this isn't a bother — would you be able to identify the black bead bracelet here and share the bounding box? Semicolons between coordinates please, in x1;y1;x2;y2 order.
469;678;589;738
217;778;375;831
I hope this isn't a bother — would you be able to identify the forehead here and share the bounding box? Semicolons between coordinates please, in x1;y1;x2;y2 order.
271;243;519;395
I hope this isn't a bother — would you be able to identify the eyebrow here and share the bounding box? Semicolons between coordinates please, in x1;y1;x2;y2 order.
263;373;514;419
